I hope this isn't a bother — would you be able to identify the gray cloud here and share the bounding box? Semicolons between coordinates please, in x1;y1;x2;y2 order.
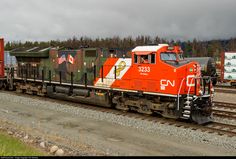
0;0;236;42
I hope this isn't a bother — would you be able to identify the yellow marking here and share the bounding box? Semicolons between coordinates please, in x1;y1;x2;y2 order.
115;61;126;77
96;92;104;96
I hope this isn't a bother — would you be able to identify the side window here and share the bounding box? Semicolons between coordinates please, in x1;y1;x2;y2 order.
134;53;156;64
178;54;184;60
150;53;156;64
134;54;138;63
140;55;149;64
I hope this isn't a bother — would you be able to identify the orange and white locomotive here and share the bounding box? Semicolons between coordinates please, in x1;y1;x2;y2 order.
1;38;213;124
93;44;213;124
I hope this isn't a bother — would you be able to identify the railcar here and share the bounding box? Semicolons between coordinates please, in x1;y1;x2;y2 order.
185;57;218;86
0;38;6;88
220;52;236;86
1;38;214;124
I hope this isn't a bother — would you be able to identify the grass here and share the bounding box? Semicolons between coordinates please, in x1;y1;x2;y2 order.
0;131;45;156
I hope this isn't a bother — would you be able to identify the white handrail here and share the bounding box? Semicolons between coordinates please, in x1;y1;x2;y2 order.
177;77;185;110
188;77;195;95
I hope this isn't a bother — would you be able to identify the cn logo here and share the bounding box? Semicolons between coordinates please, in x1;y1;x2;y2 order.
160;79;175;90
187;75;195;87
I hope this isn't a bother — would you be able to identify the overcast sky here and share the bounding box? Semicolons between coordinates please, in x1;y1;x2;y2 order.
0;0;236;42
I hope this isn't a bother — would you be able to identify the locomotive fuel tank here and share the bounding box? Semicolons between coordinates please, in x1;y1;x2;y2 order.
73;88;90;97
55;86;70;94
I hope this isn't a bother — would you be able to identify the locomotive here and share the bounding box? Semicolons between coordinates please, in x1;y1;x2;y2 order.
0;38;214;124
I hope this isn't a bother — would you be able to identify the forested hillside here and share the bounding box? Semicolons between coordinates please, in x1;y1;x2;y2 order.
5;36;236;60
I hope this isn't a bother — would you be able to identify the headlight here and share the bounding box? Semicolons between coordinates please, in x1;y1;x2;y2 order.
199;90;203;95
211;88;214;92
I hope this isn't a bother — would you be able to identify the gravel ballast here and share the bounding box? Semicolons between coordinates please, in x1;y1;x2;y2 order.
0;91;235;156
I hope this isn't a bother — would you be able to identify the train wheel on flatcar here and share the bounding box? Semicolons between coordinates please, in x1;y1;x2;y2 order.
230;82;236;86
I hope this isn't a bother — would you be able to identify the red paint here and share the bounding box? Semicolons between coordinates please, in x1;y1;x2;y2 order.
0;38;4;78
95;45;202;96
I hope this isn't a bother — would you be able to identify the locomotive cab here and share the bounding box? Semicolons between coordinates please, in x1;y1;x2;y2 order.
131;44;213;124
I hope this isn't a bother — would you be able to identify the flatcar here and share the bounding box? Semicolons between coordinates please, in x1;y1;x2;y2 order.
220;51;236;86
0;38;214;124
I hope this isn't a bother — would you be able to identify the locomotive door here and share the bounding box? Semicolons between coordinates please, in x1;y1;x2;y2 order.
83;49;98;85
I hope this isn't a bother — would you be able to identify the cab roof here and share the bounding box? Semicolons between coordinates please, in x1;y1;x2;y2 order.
132;44;169;52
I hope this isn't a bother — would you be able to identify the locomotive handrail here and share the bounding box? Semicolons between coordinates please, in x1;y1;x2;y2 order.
188;77;195;95
177;77;185;110
188;76;212;96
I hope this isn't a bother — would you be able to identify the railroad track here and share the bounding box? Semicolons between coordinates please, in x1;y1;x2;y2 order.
213;101;236;109
214;85;236;94
213;101;236;120
1;90;236;138
215;85;236;88
204;122;236;137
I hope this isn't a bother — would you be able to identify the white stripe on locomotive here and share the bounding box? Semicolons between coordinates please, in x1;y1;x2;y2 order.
95;58;132;87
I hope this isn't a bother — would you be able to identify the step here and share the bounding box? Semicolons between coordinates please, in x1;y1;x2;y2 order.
180;116;189;120
184;101;191;105
185;96;193;100
182;114;190;118
183;110;191;115
183;106;191;110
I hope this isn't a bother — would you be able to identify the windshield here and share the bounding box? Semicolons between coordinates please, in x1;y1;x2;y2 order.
177;54;184;60
160;52;177;61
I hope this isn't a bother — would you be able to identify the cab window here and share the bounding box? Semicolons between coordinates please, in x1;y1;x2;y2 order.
160;52;177;61
177;54;184;60
134;54;138;63
150;53;156;64
134;53;156;64
140;55;149;64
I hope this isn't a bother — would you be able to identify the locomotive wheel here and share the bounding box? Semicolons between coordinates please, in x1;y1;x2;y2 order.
16;88;23;93
0;81;4;89
137;105;153;115
115;103;129;111
2;83;8;90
